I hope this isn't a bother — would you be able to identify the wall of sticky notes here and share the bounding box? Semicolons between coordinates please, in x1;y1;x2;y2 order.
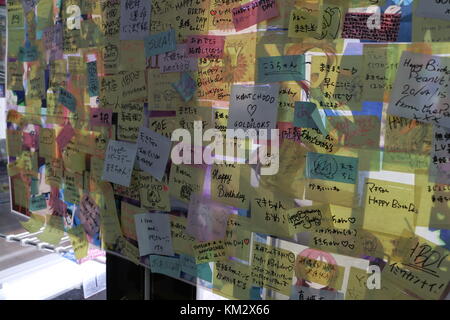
5;0;450;300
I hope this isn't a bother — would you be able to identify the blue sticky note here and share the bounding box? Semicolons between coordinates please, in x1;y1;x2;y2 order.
294;101;318;128
180;254;197;277
86;61;99;97
144;29;176;57
258;55;306;83
58;88;77;112
306;152;358;184
18;45;38;62
250;287;263;300
30;195;47;211
197;262;212;282
294;101;328;136
149;255;181;279
172;72;196;102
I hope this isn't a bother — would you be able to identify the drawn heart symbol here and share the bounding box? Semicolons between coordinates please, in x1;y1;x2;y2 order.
341;241;349;247
243;239;250;245
348;244;355;250
210;10;217;16
348;217;356;224
247;104;257;117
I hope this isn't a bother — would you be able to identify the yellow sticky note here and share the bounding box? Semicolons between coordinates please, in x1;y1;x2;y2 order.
224;33;257;83
287;204;333;236
362;178;418;237
382;236;450;300
8;28;24;58
384;116;432;155
68;56;85;76
224;215;251;262
20;214;45;233
213;260;251;300
346;266;415;300
27;65;46;101
7;161;22;177
139;172;171;212
12;177;29;208
99;182;123;245
62;141;86;173
37;215;65;245
170;215;196;256
99;75;122;111
193;240;227;264
8;1;24;29
415;172;450;229
251;188;295;238
288;7;322;39
45;158;63;188
120;201;146;241
251;242;295;296
39;128;57;159
120;70;147;103
118;103;144;142
149;116;177;139
63;170;82;204
7;129;22;157
122;237;141;265
169;164;205;203
16;151;38;173
211;164;250;209
67;225;89;260
119;40;146;71
305;179;357;208
7;61;24;90
258;139;306;199
147;70;186;109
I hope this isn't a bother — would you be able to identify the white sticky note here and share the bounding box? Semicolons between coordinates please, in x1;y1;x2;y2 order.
102;140;138;187
227;84;280;135
387;51;450;128
134;213;174;257
136;127;172;181
119;0;151;40
415;0;450;21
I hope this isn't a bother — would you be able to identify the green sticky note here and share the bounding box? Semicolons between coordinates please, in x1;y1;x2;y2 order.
197;262;212;282
180;254;197;277
18;45;38;62
149;255;181;279
306;152;358;184
30;195;47;211
258;55;306;83
31;178;39;195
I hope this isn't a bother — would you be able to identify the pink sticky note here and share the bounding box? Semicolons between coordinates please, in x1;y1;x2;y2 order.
232;0;279;31
90;108;112;127
187;35;225;59
56;123;75;151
